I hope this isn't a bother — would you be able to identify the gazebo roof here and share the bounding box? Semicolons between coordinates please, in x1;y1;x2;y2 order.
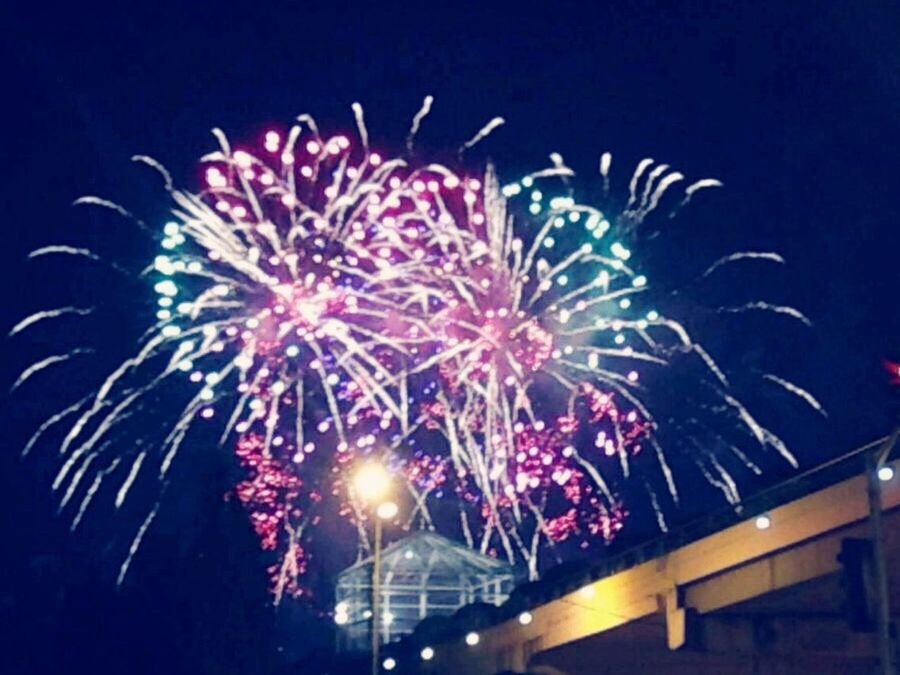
338;531;516;581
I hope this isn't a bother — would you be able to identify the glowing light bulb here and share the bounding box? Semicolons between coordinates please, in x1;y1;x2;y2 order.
376;501;399;520
354;463;391;502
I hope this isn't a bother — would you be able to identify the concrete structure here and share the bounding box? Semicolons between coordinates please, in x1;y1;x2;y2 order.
387;440;899;674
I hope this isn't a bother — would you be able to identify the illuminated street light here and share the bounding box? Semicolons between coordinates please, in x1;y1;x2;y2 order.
376;501;399;520
352;461;395;675
755;513;772;530
465;631;480;646
878;465;894;482
518;611;533;625
420;646;435;661
354;462;391;502
382;657;396;671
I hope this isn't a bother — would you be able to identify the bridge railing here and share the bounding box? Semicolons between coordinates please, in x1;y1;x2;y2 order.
503;435;894;612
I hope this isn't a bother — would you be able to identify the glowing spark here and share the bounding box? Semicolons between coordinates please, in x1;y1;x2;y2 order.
10;307;92;337
704;251;785;277
12;349;93;392
117;504;159;586
73;196;144;228
28;246;102;261
679;177;723;207
132;154;174;190
407;95;434;152
22;397;89;458
460;116;505;153
720;302;811;326
763;374;827;416
115;451;147;508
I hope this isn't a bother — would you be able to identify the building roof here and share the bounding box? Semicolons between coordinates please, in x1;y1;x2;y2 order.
338;531;517;582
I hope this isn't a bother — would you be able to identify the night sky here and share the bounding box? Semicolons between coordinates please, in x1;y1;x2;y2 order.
2;2;898;673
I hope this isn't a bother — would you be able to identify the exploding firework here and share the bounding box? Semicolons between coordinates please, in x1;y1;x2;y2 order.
885;360;900;386
15;99;822;598
16;102;469;601
396;158;824;578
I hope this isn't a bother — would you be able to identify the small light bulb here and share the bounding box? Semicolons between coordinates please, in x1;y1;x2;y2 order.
376;501;399;520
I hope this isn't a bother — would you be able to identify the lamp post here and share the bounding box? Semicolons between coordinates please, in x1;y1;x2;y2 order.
868;429;898;675
353;462;397;675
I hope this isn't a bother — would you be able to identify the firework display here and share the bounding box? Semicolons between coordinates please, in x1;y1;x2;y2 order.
372;158;825;578
16;101;822;599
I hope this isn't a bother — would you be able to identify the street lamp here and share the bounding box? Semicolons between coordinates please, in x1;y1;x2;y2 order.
355;462;391;502
353;462;397;675
376;501;399;520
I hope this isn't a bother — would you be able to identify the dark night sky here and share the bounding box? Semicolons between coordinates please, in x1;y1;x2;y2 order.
1;1;898;673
